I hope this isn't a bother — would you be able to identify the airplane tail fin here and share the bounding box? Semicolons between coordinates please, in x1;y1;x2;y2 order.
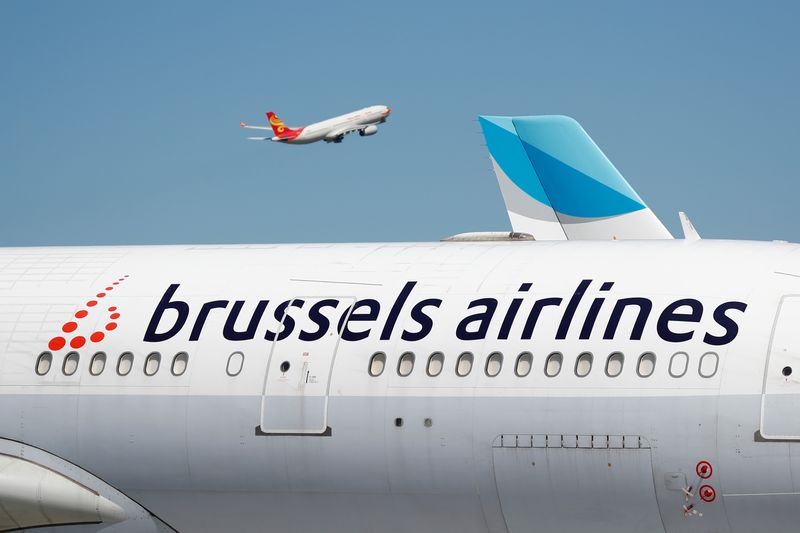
266;112;299;139
478;115;672;240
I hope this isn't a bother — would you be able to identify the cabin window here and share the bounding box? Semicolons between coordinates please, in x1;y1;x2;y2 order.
669;352;689;378
545;352;563;377
456;352;474;377
605;352;624;377
144;352;161;376
575;352;593;377
426;352;444;377
62;351;79;376
117;352;134;376
485;352;503;377
368;352;386;377
515;352;533;377
36;352;52;376
397;352;415;377
637;352;656;377
226;351;244;376
172;352;188;376
699;352;719;378
89;352;106;376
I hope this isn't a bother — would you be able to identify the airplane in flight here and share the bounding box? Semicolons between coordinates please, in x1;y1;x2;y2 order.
2;116;800;533
240;105;391;144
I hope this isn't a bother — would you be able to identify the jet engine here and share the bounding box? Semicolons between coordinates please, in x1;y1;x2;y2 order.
359;125;378;136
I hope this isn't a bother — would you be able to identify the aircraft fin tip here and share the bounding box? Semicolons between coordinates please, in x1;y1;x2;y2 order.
679;211;701;241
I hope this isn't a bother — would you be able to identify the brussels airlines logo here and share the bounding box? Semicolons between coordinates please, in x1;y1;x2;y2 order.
144;280;748;346
47;275;128;351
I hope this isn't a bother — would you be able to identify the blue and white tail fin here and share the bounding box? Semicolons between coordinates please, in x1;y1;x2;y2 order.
478;115;672;240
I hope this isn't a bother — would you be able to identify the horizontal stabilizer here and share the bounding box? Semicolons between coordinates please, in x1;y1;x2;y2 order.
479;115;672;240
240;122;271;131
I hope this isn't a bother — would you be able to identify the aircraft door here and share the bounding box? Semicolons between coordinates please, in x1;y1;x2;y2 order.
259;297;354;435
761;295;800;439
491;434;665;533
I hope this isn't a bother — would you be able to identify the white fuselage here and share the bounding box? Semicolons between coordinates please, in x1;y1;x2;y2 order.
2;239;800;532
280;105;390;143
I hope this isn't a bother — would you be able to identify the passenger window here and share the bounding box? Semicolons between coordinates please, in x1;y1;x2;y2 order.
637;352;656;377
575;352;593;377
36;352;52;376
545;352;563;377
605;352;624;377
171;352;188;376
89;352;106;376
368;352;386;377
62;352;79;376
515;352;533;377
669;352;689;378
485;352;503;377
397;352;415;377
226;351;244;376
456;352;474;377
144;352;161;376
699;352;719;378
117;352;134;376
426;352;444;377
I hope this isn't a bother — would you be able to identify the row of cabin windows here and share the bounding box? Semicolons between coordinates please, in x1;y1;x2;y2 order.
35;351;249;378
368;350;720;379
35;351;189;377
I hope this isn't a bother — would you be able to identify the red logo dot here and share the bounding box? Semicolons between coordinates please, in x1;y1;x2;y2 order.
110;313;120;320
87;300;97;307
105;322;117;331
48;337;66;351
75;310;88;319
96;293;106;298
113;282;119;285
105;287;113;291
62;321;78;333
108;306;117;312
70;336;86;349
90;331;105;343
124;275;129;278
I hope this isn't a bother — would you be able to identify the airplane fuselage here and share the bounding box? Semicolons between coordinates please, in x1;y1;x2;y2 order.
276;105;390;144
2;239;800;532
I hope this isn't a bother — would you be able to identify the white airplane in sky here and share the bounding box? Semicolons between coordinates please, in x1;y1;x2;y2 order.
3;116;800;533
240;105;391;144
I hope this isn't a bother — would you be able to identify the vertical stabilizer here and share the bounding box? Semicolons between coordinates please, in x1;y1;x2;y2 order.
479;115;672;240
479;116;567;240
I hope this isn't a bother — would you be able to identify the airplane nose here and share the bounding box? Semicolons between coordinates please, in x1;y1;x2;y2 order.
384;107;391;116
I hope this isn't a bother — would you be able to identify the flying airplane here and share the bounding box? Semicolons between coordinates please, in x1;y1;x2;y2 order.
240;105;391;144
2;116;800;533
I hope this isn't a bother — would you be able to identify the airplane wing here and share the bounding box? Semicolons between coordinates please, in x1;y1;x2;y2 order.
478;115;673;240
325;124;371;141
240;122;271;131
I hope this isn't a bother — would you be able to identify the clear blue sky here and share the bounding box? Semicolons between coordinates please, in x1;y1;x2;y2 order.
1;1;798;245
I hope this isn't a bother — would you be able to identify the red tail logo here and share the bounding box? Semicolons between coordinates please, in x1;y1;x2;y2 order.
266;112;302;140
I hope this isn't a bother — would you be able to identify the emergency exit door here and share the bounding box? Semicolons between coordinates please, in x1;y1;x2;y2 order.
259;297;354;435
761;295;800;440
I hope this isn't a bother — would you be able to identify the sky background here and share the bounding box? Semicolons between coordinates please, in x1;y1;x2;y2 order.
1;1;798;246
